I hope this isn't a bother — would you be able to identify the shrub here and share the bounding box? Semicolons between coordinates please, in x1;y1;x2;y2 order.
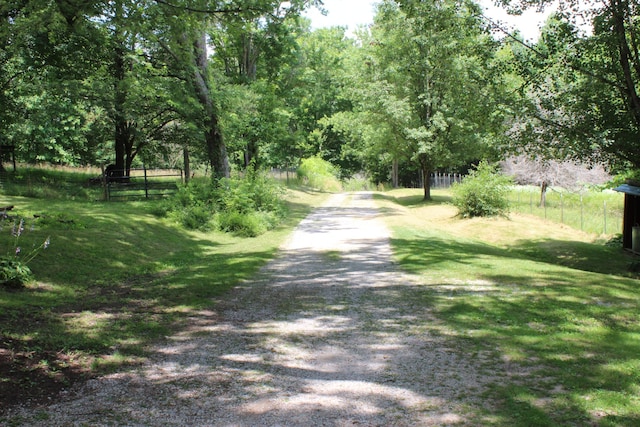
452;161;513;218
0;258;33;289
218;211;267;237
162;170;286;236
296;157;342;192
343;176;373;191
217;168;286;218
179;204;215;231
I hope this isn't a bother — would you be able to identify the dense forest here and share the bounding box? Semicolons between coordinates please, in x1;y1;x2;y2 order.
2;0;639;198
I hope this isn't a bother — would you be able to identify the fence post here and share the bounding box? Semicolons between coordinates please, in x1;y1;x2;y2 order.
144;165;149;199
101;164;109;201
580;194;584;231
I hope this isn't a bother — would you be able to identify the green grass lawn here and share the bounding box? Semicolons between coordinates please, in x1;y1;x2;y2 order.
0;174;329;408
376;188;640;426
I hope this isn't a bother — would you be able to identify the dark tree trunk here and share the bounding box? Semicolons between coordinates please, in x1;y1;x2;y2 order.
184;145;191;184
193;31;229;179
613;0;640;128
240;32;259;168
205;121;229;179
419;153;432;201
392;158;399;188
244;140;259;168
241;33;258;81
113;0;132;179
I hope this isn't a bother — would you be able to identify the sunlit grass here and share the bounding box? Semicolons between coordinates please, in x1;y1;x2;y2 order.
0;179;329;376
508;186;624;236
375;188;640;426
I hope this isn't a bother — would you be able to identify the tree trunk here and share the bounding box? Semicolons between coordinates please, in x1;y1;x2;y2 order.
241;33;258;81
540;181;548;207
205;122;229;179
113;119;127;176
244;141;259;168
113;2;126;177
113;0;132;179
192;31;229;179
612;0;640;128
392;158;399;188
240;32;259;168
419;154;432;201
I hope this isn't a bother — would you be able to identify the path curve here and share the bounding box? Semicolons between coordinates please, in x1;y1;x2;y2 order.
6;192;497;426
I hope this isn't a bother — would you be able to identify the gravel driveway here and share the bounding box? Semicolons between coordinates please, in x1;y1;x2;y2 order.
5;192;501;426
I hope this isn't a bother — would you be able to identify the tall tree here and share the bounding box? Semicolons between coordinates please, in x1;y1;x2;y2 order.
210;10;302;169
500;0;640;171
0;1;112;167
150;0;319;178
367;0;506;199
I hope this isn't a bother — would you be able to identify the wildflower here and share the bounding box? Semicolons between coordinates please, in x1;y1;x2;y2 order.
12;219;24;237
2;218;49;289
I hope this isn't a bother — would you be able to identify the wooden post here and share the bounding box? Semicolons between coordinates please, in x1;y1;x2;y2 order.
604;201;607;234
144;165;149;199
183;146;190;184
101;164;109;201
580;194;584;231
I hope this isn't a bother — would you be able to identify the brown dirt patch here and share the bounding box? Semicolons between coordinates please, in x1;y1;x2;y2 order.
0;335;93;414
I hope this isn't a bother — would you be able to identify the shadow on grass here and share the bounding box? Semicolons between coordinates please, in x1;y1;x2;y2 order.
0;231;524;424
0;199;289;411
392;232;640;426
374;191;453;207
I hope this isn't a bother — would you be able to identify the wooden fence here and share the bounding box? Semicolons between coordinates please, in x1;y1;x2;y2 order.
104;167;183;200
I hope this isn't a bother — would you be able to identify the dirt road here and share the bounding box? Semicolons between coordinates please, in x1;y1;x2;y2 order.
5;192;498;426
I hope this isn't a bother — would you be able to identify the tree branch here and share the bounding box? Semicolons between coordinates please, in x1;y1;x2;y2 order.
481;13;625;91
153;0;268;16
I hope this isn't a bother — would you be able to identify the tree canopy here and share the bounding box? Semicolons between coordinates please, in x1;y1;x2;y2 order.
0;0;637;185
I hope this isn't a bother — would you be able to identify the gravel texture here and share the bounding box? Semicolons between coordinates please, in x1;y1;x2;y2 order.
4;192;502;426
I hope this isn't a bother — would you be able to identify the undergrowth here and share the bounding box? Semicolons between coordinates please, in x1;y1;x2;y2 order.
159;168;286;237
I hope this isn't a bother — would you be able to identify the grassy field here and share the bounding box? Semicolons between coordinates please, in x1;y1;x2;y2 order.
376;188;640;426
0;170;329;410
508;186;624;236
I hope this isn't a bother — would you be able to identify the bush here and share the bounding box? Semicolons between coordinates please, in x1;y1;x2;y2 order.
0;258;33;289
218;211;268;237
343;176;373;191
452;161;513;218
179;204;216;231
296;157;342;192
162;170;286;236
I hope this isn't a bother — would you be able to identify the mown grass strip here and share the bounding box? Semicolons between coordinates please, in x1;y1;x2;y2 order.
376;188;640;426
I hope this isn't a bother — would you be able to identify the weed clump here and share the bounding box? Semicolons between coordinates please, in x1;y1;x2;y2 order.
0;217;51;289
